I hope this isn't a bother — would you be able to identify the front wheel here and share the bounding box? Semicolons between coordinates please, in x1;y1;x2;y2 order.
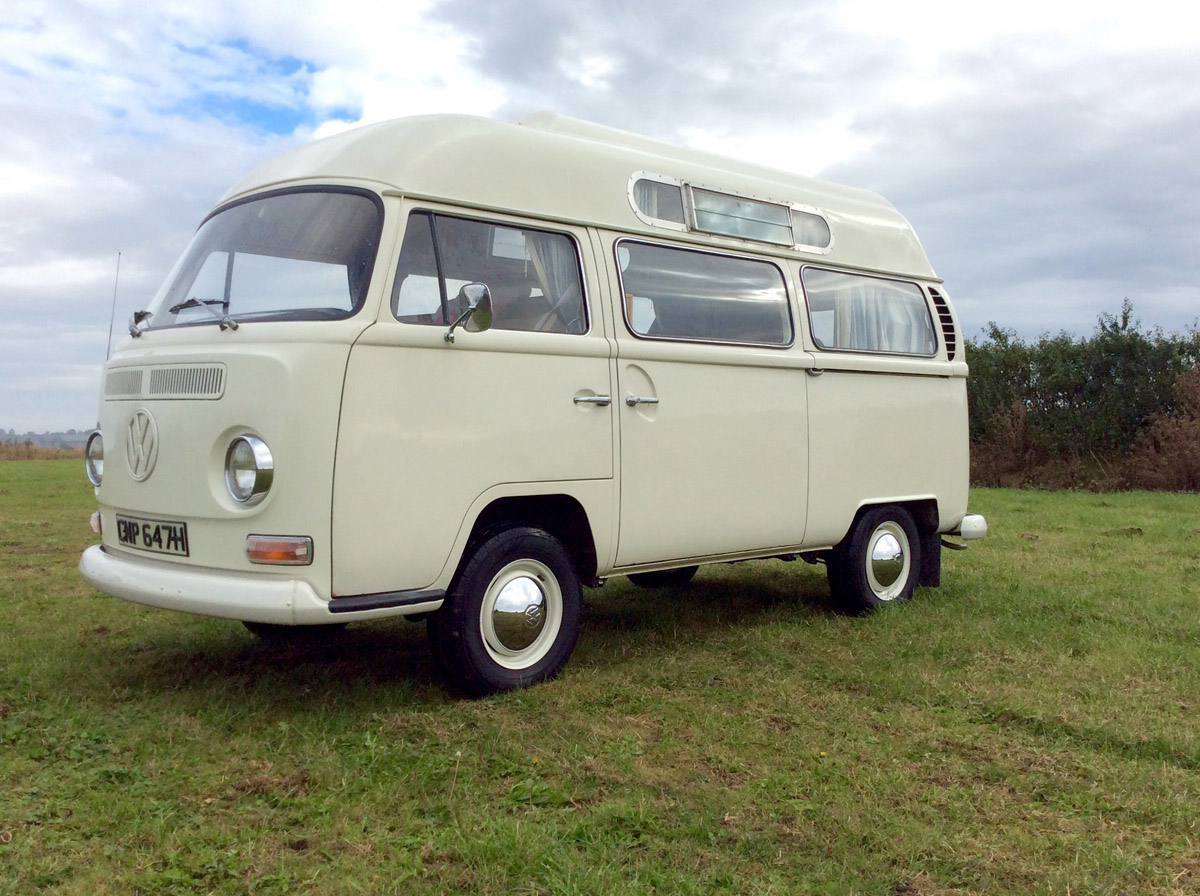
828;506;922;614
428;527;582;696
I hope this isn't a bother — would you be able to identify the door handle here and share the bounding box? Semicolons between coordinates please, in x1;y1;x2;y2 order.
806;367;824;377
573;395;612;407
625;395;660;407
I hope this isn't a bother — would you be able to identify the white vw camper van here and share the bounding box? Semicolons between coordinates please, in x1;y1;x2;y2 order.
80;113;986;695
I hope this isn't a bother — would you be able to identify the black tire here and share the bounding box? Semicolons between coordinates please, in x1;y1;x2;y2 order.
627;565;699;588
828;505;922;614
428;527;582;696
918;531;942;588
242;621;347;644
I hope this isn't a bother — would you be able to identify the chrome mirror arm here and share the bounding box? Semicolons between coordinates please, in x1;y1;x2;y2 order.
444;305;475;343
443;283;493;343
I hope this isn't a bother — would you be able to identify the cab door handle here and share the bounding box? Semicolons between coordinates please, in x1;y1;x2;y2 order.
625;395;660;407
573;395;612;407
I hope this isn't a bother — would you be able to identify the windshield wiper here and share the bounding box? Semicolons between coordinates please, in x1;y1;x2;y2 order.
168;297;239;331
168;297;222;313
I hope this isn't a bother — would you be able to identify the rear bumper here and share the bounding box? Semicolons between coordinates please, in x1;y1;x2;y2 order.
80;545;443;625
952;513;988;540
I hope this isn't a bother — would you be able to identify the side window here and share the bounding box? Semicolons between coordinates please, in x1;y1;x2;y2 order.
632;177;686;226
392;212;587;334
801;267;937;356
630;174;832;251
615;241;792;346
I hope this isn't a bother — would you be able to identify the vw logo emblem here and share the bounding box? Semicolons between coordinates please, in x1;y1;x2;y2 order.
125;409;159;482
523;604;545;628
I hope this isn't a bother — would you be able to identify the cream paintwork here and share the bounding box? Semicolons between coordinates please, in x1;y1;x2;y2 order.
332;326;616;596
794;265;971;545
804;371;968;546
583;225;810;570
611;339;810;566
79;323;366;610
327;210;619;598
80;112;983;629
221;115;936;283
79;543;443;625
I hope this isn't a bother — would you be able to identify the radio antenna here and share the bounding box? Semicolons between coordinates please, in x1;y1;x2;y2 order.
105;252;121;360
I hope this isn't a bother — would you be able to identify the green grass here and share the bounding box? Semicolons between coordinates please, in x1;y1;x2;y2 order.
3;460;1200;894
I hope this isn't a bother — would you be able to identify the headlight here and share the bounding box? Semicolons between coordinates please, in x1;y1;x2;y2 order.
84;431;104;486
224;436;273;505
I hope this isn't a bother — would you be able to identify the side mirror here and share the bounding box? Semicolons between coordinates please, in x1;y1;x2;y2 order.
444;283;493;343
128;309;152;338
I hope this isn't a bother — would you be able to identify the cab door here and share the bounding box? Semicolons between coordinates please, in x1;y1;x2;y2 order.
332;210;615;598
603;237;809;566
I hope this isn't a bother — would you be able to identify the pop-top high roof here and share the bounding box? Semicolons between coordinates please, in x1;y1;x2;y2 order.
221;113;936;280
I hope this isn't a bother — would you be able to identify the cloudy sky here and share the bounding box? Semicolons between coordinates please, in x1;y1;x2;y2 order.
3;0;1198;432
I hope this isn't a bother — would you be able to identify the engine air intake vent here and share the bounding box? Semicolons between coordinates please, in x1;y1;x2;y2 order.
928;287;956;361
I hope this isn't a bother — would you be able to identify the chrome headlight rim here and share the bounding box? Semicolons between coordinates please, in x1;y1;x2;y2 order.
84;430;104;487
224;435;274;506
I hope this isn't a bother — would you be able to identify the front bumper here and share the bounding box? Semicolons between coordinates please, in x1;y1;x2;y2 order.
80;544;335;625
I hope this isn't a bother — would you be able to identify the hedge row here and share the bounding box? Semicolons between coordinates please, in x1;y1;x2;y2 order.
966;301;1200;490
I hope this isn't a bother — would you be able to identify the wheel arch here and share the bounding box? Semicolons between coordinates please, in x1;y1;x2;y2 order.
840;497;941;589
466;493;598;583
861;497;938;535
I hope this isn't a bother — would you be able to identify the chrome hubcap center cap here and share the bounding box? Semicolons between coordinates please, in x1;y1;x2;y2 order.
491;575;547;652
870;532;904;589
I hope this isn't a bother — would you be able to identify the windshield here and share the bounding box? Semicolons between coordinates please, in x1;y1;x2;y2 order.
145;189;382;329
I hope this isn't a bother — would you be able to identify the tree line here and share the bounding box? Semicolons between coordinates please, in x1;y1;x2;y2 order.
966;300;1200;490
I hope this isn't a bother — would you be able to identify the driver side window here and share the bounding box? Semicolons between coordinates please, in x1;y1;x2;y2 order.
392;212;587;334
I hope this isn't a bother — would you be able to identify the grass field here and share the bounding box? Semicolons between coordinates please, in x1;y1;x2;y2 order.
2;459;1199;895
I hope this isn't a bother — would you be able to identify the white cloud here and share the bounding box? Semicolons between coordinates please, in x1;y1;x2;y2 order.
2;0;1199;431
831;0;1200;52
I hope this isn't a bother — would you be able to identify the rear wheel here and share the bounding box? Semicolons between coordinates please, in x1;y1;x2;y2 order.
828;506;921;614
628;565;699;588
428;526;581;696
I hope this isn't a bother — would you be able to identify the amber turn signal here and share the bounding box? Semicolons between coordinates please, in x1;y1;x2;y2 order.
245;535;313;565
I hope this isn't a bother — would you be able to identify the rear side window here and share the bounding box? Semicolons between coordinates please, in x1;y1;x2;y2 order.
616;241;792;346
802;268;937;357
392;212;587;334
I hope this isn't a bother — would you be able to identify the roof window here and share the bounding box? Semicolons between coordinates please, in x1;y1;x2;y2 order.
630;175;832;251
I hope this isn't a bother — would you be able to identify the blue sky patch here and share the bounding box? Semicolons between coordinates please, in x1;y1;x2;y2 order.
193;94;308;133
164;40;359;135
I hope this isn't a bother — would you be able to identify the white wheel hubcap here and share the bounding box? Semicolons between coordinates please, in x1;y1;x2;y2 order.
479;559;563;669
866;521;910;601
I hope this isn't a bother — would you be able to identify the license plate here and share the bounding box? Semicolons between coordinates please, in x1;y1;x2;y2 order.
116;514;190;557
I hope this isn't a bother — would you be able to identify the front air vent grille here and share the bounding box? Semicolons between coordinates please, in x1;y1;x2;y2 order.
928;287;957;361
148;365;225;398
104;364;226;400
105;368;144;397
